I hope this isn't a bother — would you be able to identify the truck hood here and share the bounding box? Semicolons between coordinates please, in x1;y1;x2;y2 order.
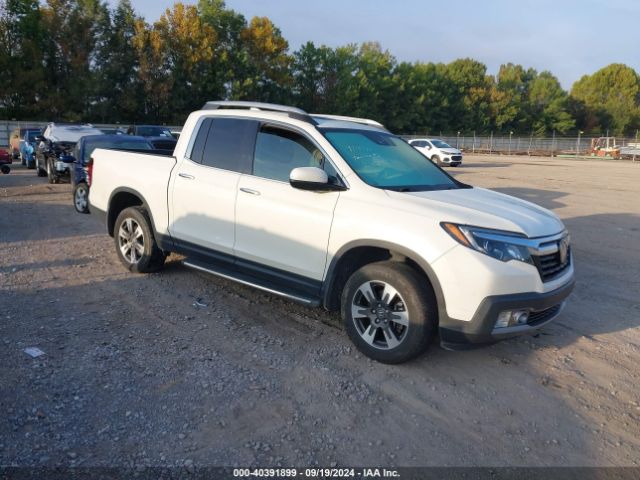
386;187;564;238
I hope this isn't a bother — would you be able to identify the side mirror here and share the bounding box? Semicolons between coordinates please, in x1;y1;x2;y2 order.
289;167;344;192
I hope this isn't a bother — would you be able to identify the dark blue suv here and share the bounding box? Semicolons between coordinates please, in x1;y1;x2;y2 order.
71;135;154;213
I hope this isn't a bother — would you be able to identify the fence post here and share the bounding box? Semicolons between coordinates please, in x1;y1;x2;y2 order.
472;131;476;153
489;131;493;155
551;130;555;157
527;131;533;156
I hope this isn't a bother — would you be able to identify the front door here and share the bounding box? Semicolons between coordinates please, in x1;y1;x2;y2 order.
234;124;342;287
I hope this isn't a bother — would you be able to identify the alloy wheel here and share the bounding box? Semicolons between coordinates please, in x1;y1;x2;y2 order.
351;280;409;350
118;218;145;264
74;186;88;212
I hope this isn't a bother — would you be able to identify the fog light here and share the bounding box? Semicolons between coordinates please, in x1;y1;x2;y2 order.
495;309;530;328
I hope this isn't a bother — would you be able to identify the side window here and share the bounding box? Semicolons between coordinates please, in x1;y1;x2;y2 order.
189;118;212;164
201;118;258;173
253;126;336;183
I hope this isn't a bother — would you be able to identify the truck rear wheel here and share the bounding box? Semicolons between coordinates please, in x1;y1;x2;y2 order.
341;261;436;364
114;207;166;273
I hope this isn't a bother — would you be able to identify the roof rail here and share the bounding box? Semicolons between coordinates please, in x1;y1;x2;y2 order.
202;101;317;125
311;114;385;129
202;101;306;114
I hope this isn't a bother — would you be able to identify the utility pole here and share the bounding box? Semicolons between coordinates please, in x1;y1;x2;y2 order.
577;130;583;155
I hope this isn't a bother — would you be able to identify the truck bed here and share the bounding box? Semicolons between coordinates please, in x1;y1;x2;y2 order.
88;148;177;237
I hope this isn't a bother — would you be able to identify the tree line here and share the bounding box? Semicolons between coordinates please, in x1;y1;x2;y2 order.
1;0;639;135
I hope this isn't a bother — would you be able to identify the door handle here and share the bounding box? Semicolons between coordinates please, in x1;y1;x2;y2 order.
178;173;195;180
239;187;260;196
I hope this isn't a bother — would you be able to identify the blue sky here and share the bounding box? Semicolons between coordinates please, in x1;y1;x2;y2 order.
121;0;640;89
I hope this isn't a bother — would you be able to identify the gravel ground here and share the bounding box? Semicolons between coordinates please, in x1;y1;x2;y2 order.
1;155;639;469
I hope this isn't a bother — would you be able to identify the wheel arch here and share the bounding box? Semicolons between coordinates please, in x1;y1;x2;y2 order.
107;187;156;238
322;240;447;323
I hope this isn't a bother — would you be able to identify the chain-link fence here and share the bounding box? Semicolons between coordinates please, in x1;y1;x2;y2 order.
403;133;640;158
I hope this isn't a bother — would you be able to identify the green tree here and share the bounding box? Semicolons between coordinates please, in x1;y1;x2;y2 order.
133;2;216;122
291;42;360;114
197;0;245;100
234;16;292;103
527;71;574;134
92;0;143;122
443;58;492;132
38;0;109;120
492;63;537;132
570;64;640;134
0;0;47;119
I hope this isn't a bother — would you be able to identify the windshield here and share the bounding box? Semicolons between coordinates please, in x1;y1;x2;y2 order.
137;126;172;137
83;139;151;163
26;131;40;142
431;140;452;149
322;129;459;191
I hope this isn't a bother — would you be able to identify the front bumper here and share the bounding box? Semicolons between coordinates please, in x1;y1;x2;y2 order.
438;278;575;349
443;155;463;164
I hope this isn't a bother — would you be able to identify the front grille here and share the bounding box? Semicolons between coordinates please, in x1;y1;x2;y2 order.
527;303;562;326
533;246;571;281
451;155;462;161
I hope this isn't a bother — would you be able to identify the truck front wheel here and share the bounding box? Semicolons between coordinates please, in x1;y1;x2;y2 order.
114;207;166;273
341;261;437;364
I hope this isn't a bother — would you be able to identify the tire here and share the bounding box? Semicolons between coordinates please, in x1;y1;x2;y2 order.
73;183;90;214
341;261;437;364
36;158;46;176
431;155;441;166
114;206;166;273
46;158;59;184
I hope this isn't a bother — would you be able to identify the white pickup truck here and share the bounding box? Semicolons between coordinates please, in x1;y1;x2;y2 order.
88;101;574;364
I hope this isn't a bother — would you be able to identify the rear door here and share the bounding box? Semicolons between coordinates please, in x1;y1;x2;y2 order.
169;117;258;262
234;124;342;291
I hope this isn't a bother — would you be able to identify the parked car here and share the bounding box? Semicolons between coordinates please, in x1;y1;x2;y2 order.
0;147;12;173
127;125;174;138
35;123;103;183
88;101;574;364
71;134;155;213
19;129;41;168
146;136;177;152
99;127;127;135
408;138;463;166
9;127;41;163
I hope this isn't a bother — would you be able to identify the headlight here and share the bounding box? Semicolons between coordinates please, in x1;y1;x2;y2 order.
441;222;533;264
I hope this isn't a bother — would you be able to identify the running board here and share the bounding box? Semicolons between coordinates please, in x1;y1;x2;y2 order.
182;260;320;306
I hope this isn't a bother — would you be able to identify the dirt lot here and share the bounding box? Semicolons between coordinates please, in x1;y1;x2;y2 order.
1;155;639;469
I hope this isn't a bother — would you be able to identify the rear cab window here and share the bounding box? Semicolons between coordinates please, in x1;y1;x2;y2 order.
188;117;258;174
